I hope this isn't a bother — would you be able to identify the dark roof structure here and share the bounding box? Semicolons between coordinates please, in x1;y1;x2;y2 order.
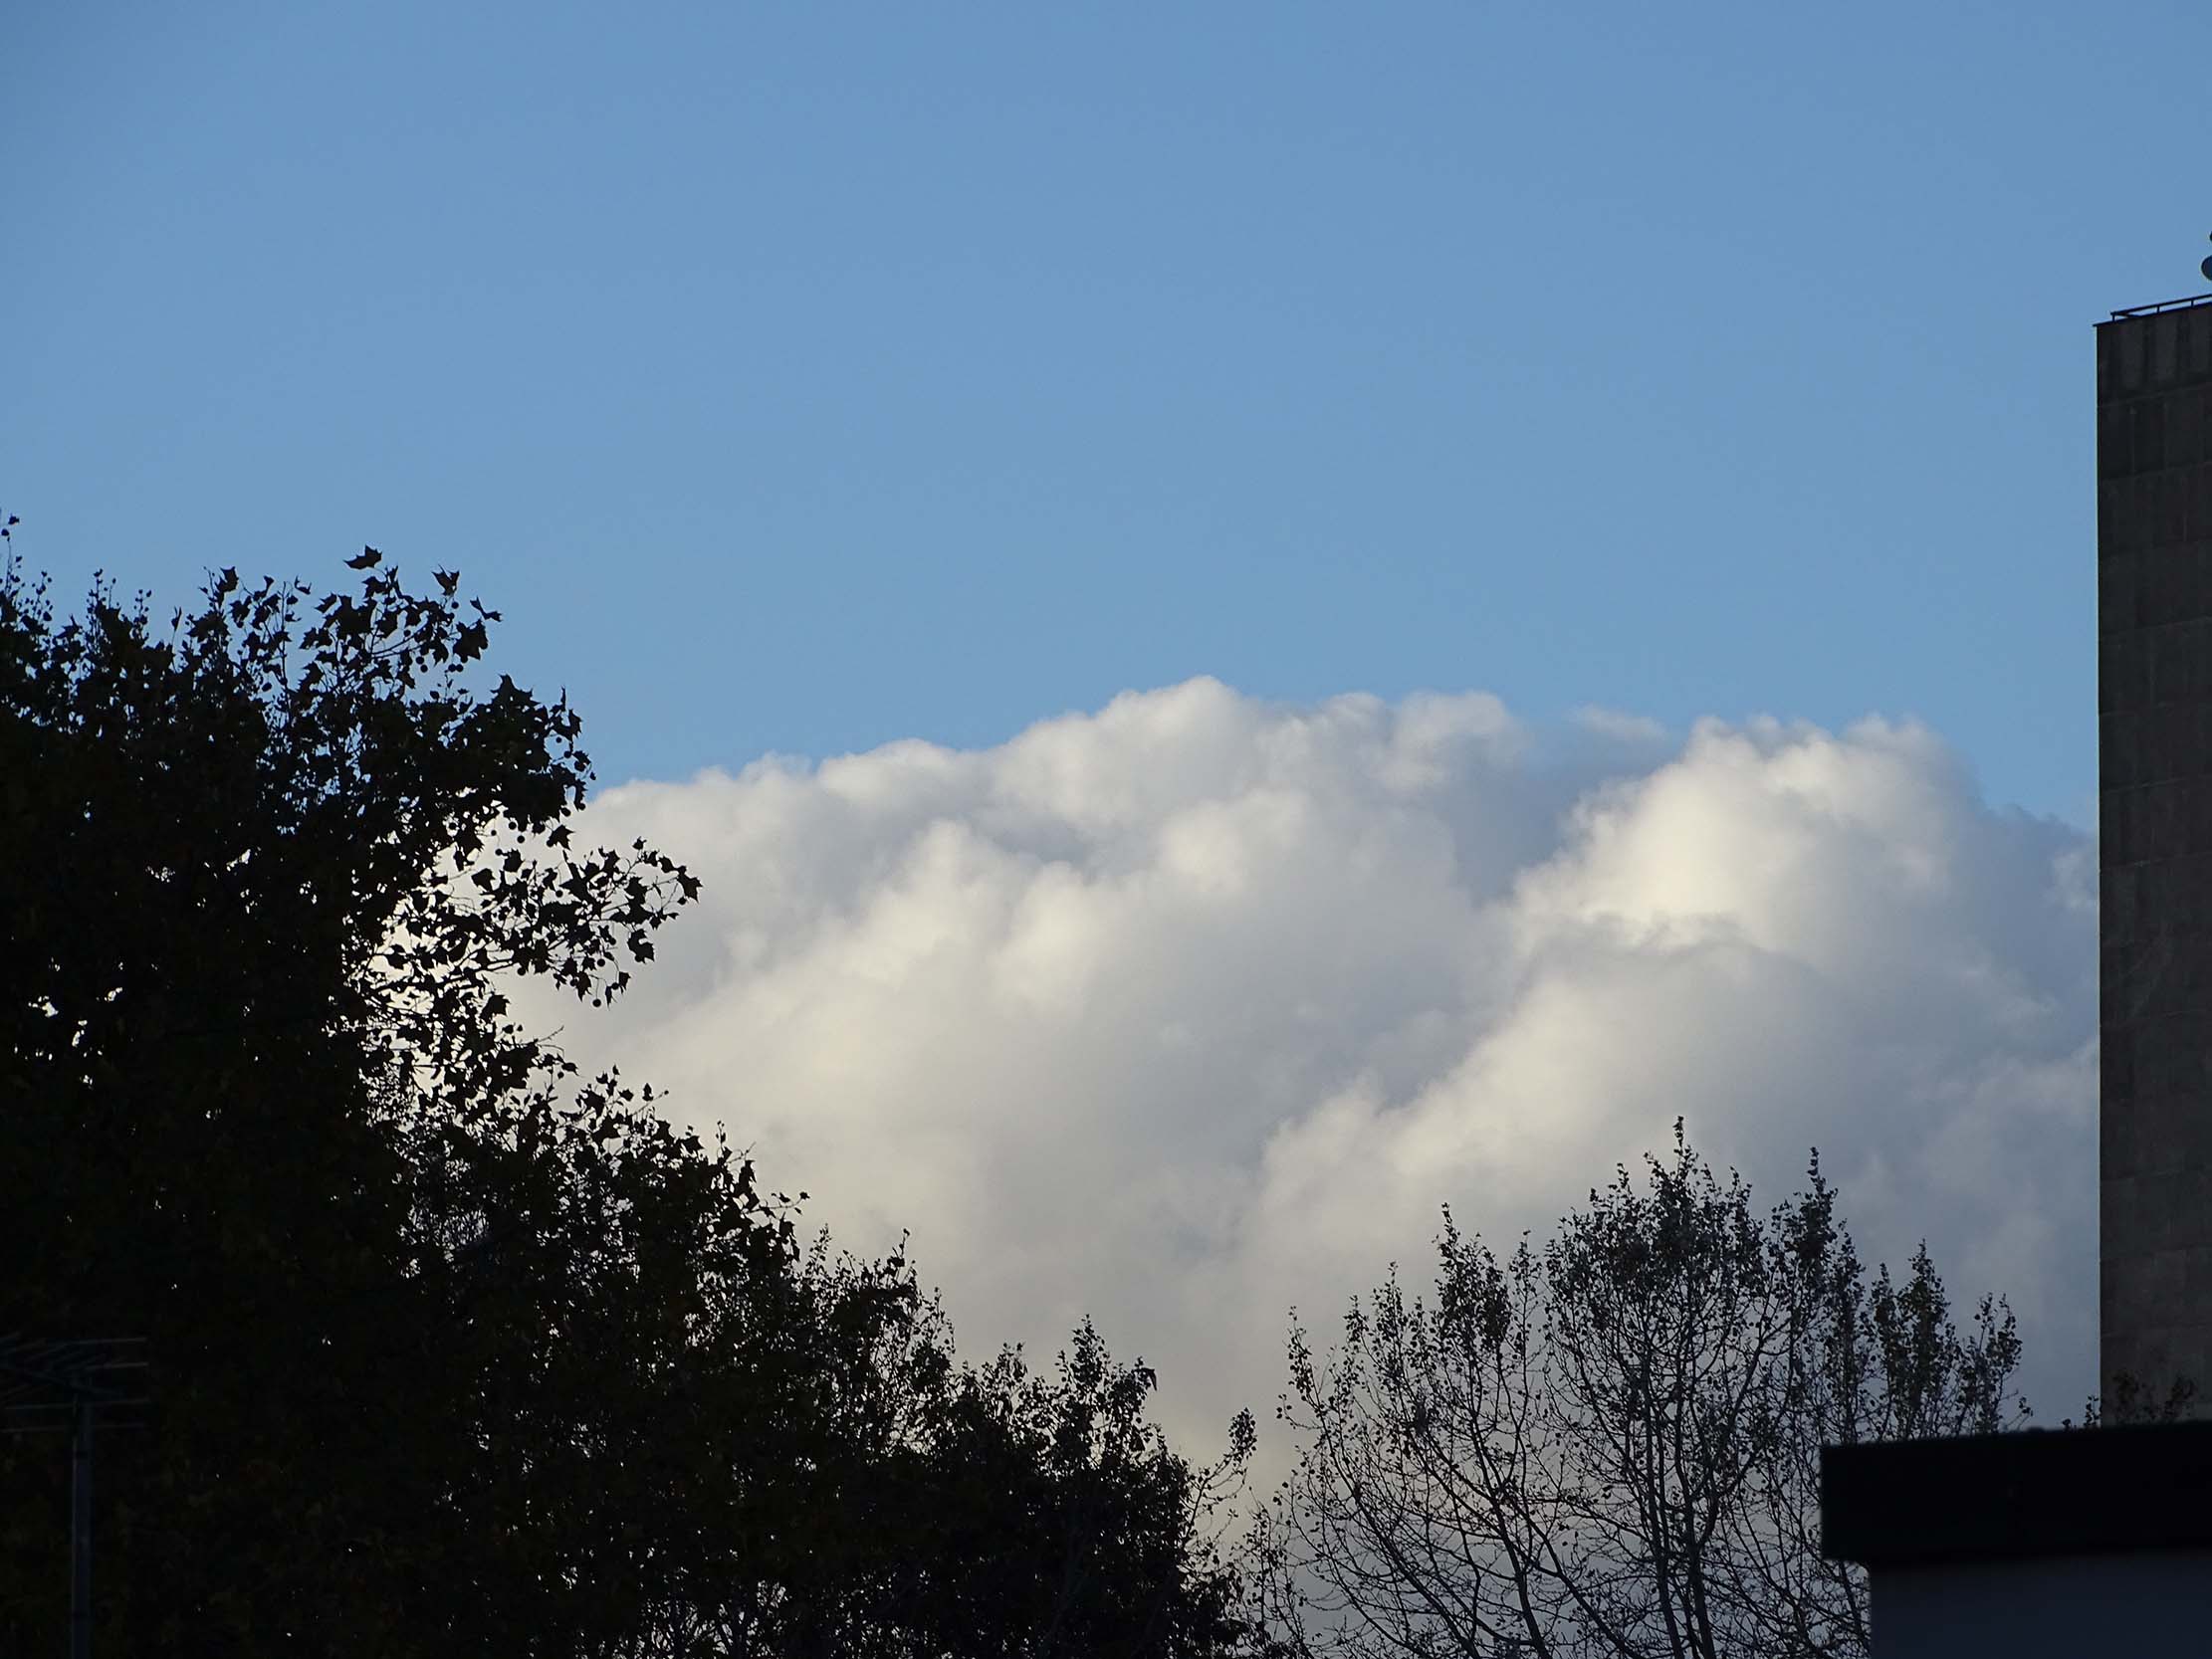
1822;1423;2212;1568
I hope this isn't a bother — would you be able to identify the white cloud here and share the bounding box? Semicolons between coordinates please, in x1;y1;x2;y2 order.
523;680;2098;1457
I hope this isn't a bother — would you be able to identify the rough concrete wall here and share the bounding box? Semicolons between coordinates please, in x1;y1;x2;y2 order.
2099;300;2212;1412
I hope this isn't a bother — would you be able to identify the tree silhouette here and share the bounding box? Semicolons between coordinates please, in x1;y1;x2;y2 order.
1;550;1253;1657
1247;1126;2025;1659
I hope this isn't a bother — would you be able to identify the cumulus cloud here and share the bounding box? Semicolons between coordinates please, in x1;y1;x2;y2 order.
519;679;2098;1455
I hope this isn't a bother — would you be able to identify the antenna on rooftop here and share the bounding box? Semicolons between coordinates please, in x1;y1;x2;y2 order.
2202;232;2212;284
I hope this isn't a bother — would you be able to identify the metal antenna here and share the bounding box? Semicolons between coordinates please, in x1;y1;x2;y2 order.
1;1337;151;1659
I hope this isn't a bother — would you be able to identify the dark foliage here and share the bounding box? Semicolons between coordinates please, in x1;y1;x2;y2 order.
0;550;1250;1657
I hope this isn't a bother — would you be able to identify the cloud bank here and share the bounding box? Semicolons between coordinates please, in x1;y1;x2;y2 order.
522;680;2098;1454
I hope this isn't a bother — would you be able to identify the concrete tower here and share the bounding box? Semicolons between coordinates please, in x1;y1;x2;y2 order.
2098;292;2212;1410
1813;297;2212;1655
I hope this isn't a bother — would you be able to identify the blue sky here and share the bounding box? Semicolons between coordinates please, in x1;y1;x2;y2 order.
8;1;2207;821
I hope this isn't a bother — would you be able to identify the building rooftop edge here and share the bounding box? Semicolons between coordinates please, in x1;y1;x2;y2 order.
2103;292;2212;322
1821;1423;2212;1567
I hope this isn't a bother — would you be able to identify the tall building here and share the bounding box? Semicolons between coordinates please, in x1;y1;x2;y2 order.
2098;292;2212;1411
1811;294;2212;1658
